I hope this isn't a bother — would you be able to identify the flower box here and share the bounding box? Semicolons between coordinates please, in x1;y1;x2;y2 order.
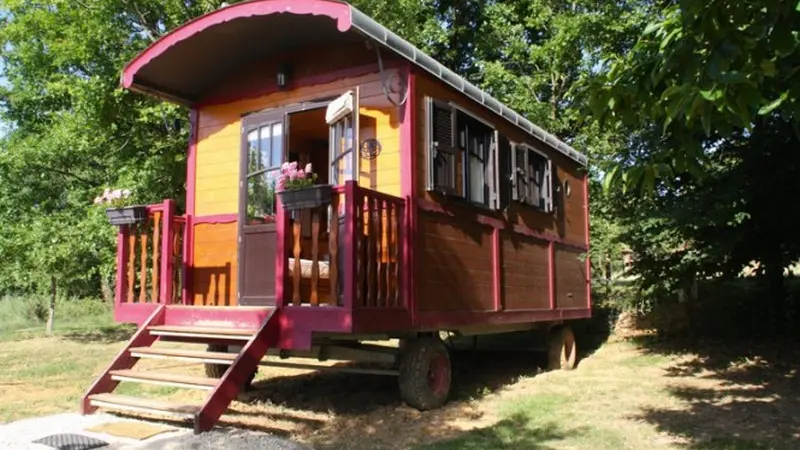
277;184;333;211
105;205;148;225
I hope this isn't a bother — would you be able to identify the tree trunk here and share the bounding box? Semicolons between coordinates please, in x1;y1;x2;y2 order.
100;274;113;303
46;276;56;336
763;259;786;336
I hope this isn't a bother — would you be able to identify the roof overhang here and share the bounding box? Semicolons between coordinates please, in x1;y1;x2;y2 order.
122;0;587;166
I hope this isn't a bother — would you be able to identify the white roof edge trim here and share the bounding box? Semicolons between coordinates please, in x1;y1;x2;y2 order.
348;6;588;166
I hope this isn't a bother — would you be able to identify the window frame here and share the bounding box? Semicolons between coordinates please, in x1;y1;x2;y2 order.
425;97;498;209
512;143;553;213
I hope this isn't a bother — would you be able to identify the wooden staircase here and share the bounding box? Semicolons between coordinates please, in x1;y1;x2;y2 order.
81;305;280;433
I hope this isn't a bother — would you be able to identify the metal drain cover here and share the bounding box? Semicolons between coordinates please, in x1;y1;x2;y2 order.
32;433;109;450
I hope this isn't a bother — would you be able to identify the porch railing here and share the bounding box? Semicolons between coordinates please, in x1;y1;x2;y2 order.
114;200;187;307
283;181;406;309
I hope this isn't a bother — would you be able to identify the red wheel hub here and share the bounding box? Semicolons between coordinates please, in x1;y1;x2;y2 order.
427;353;449;396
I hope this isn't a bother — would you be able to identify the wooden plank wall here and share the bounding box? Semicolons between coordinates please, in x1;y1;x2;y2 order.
190;43;405;306
414;74;589;314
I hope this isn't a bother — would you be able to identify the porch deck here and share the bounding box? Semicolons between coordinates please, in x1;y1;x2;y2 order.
114;181;410;348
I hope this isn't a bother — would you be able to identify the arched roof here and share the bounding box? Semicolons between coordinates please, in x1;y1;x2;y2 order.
121;0;587;165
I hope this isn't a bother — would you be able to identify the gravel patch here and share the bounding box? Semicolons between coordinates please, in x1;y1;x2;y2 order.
0;413;312;450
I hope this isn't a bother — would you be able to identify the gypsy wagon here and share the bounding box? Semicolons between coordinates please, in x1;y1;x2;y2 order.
82;0;591;433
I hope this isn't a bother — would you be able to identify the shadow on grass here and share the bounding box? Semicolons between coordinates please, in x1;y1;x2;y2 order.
61;324;136;344
414;413;577;450
632;335;800;449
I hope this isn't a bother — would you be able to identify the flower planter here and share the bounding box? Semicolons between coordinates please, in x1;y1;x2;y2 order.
278;184;333;211
105;205;148;225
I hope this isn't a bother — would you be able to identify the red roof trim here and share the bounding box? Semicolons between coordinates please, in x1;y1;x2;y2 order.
121;0;353;89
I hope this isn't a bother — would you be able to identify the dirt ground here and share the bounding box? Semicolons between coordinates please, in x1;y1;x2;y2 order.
2;325;799;449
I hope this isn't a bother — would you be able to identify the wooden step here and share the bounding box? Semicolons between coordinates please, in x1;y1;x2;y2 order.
89;393;200;419
130;347;237;365
147;325;256;341
110;369;218;390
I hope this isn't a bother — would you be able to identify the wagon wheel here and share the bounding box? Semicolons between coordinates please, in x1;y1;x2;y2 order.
547;325;578;371
398;337;452;410
204;344;258;390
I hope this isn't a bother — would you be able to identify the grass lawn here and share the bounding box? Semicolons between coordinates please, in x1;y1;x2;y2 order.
0;300;796;449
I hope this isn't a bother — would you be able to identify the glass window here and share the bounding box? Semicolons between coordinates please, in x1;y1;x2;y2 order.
246;121;283;223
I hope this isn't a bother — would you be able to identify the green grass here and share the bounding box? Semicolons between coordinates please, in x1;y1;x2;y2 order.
0;296;118;341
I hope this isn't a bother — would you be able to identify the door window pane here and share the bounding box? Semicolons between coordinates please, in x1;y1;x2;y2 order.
246;120;283;223
247;169;279;223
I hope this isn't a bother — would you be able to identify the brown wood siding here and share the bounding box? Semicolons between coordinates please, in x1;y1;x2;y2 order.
417;211;494;312
502;233;550;311
192;222;238;306
414;74;586;241
554;246;588;309
413;72;589;315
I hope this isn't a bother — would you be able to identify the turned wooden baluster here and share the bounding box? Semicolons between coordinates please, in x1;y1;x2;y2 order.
151;211;161;304
376;199;385;307
393;205;401;306
329;195;339;306
385;202;393;307
127;227;136;303
292;216;302;306
310;208;321;306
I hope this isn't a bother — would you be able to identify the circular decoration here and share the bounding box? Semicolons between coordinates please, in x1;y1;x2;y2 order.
563;180;572;198
360;138;382;160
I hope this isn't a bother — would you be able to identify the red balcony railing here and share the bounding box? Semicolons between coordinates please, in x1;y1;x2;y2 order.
114;200;187;307
282;181;406;310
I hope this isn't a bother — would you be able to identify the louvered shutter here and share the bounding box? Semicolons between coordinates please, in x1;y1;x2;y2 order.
426;98;457;193
497;134;512;209
513;144;528;202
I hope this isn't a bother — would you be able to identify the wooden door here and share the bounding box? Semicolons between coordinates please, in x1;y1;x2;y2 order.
238;110;286;306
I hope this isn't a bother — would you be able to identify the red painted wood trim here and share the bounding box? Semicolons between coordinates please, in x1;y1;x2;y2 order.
583;172;592;310
186;109;199;216
164;305;274;330
160;200;175;304
122;0;353;90
493;228;502;312
416;198;588;251
199;62;400;107
196;308;280;432
275;196;287;308
278;307;352;350
82;304;166;414
417;308;591;330
343;181;358;311
352;308;412;334
181;214;193;305
404;68;419;325
548;241;556;310
115;303;158;325
114;225;129;310
193;213;238;225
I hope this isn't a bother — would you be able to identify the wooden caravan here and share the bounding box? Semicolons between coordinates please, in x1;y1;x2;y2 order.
83;0;591;432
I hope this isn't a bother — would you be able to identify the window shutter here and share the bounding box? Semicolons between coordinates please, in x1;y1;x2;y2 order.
497;135;512;209
426;97;456;193
513;144;528;202
544;159;553;212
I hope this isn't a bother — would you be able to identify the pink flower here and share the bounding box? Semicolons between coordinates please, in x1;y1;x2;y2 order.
296;169;305;179
305;163;313;173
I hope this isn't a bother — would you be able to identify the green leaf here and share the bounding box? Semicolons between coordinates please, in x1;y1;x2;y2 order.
700;88;723;101
603;166;619;193
758;91;789;115
701;109;712;136
761;59;776;77
643;22;661;35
